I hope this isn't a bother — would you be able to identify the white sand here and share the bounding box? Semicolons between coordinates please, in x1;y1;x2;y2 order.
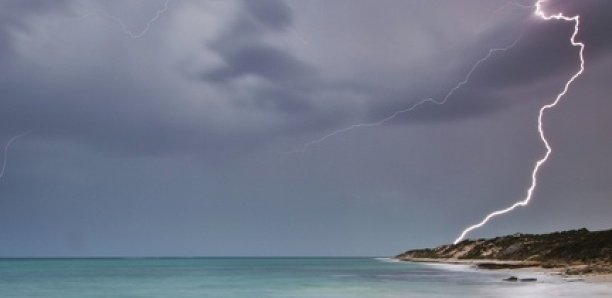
399;257;612;283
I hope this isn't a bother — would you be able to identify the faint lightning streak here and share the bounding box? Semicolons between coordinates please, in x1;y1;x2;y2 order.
0;133;28;181
501;0;535;11
86;0;172;39
484;0;534;25
290;35;523;154
453;0;585;244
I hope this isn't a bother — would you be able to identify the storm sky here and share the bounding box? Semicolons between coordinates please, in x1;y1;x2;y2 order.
0;0;611;257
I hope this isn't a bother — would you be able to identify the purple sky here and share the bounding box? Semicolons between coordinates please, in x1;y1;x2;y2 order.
0;0;611;257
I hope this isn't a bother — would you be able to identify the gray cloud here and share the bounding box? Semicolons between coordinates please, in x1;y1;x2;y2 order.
0;0;70;65
360;0;612;127
199;0;319;116
0;0;612;256
0;0;609;158
241;0;293;31
470;1;612;90
205;43;315;87
0;0;608;156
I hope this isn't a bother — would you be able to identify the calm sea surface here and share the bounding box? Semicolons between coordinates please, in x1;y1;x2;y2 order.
0;258;610;297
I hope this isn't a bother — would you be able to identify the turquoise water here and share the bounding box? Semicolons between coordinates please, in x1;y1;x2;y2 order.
0;258;610;297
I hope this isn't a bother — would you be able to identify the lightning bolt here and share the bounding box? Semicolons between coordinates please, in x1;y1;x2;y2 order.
453;0;585;244
289;34;523;155
0;133;28;182
78;0;172;39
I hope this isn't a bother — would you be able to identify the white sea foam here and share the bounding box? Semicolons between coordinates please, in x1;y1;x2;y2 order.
374;257;401;263
418;262;476;272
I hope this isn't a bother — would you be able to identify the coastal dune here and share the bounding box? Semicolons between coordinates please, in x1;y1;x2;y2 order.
395;228;612;278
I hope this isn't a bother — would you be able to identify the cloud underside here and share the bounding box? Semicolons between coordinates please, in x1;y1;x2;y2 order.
0;0;610;156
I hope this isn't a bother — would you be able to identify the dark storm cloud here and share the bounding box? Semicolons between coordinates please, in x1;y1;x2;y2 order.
0;0;610;154
199;0;320;115
367;0;612;126
1;0;610;149
367;92;510;126
201;40;317;113
0;0;310;156
1;0;612;257
470;0;612;90
241;0;293;30
199;0;529;127
204;43;316;89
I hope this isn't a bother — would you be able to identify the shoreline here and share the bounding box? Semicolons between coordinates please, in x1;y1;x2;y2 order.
397;257;612;283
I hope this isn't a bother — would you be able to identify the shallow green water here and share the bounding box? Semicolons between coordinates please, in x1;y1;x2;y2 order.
0;258;610;297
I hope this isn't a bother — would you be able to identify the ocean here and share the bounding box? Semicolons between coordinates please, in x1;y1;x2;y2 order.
0;257;610;297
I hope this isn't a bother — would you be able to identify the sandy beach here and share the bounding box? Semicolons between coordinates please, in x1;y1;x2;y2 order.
399;257;612;283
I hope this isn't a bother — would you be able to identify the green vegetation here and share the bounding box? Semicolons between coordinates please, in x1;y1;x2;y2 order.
396;228;612;269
